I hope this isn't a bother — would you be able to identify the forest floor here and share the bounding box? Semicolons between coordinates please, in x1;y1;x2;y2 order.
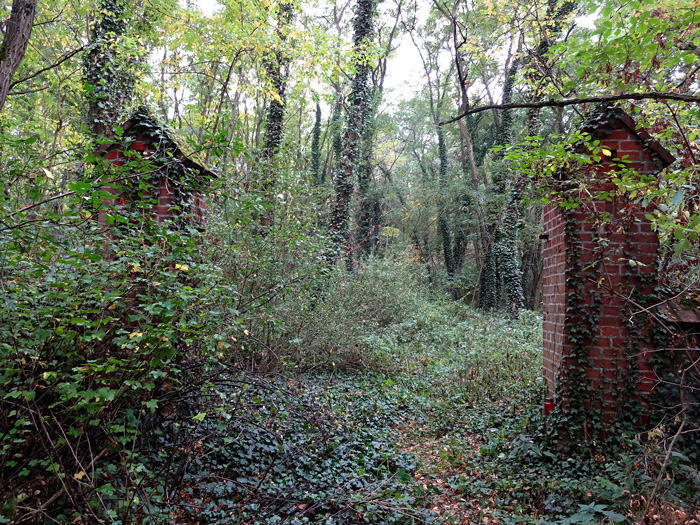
170;297;700;524
292;359;699;525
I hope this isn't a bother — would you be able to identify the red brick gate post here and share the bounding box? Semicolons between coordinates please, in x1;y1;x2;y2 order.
541;107;674;427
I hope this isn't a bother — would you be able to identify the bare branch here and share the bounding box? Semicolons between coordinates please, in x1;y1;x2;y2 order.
439;92;700;126
9;45;84;89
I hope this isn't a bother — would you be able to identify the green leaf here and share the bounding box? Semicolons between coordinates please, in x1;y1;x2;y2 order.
68;182;92;195
671;190;684;206
602;510;626;523
396;468;410;483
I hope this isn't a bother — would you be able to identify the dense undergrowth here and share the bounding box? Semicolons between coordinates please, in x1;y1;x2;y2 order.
1;139;698;522
3;233;700;522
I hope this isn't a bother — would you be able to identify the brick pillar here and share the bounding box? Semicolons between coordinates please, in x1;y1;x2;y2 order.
541;111;672;426
542;193;660;422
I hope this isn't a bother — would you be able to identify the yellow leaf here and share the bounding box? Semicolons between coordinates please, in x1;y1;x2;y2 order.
129;332;143;340
244;329;250;336
74;471;86;480
175;264;189;271
217;341;224;349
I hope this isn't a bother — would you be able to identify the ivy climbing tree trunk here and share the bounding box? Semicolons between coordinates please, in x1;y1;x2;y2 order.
84;0;138;140
261;0;294;162
260;0;294;229
327;0;377;266
356;109;374;257
0;0;37;115
354;2;401;259
328;97;343;184
310;102;322;184
478;40;525;317
356;92;382;258
437;124;457;285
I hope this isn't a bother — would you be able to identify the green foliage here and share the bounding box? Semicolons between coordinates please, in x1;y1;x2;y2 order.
0;142;212;520
0;127;330;520
277;251;542;400
277;251;430;369
437;386;700;523
84;0;155;138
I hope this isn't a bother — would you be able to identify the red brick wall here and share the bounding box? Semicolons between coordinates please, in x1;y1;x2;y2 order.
542;118;664;420
156;177;175;223
542;204;567;396
190;195;207;226
594;123;666;175
97;134;206;227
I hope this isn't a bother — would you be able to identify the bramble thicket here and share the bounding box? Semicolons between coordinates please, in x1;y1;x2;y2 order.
0;0;699;522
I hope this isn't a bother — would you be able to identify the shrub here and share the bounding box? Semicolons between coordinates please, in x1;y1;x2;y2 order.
275;247;434;370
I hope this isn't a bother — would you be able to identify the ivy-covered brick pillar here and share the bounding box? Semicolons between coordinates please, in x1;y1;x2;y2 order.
542;107;674;427
95;108;214;230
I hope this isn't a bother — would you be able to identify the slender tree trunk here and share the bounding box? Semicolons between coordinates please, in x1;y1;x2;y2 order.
310;102;322;184
0;0;37;115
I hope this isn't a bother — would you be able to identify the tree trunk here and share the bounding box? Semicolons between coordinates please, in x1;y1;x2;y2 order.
330;97;343;182
457;117;488;257
84;0;138;140
327;0;376;266
260;0;294;229
310;102;322;184
437;124;458;292
0;0;37;115
356;94;377;258
261;1;294;161
478;42;524;316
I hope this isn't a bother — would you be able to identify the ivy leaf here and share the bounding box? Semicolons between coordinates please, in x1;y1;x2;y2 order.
671;190;684;206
